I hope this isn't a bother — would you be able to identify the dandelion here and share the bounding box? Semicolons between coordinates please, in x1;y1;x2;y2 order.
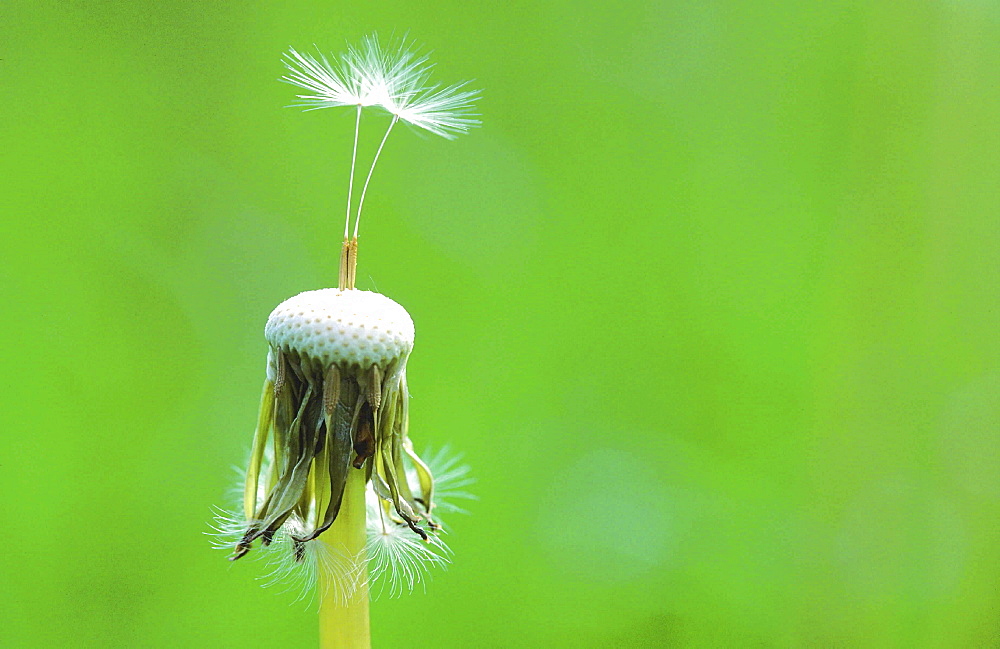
215;34;479;649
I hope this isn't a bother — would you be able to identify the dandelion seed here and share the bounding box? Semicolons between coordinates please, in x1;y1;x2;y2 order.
364;487;452;598
258;515;362;607
281;34;480;239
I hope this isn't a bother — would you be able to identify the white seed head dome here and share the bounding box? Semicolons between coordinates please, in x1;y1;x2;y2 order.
265;288;414;369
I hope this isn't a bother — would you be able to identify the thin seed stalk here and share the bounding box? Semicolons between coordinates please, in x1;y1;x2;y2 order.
338;238;352;290
319;467;370;649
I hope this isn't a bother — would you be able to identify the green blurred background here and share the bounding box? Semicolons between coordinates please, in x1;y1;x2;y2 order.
2;2;999;647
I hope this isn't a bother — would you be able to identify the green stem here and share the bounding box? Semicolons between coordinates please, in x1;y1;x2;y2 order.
319;467;370;649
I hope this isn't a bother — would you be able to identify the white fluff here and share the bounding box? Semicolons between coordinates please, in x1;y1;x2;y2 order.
282;34;481;139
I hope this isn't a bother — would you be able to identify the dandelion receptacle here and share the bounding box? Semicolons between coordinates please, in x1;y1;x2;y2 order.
212;35;479;649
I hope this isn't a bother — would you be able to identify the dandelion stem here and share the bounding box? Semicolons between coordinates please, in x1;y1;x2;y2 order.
319;467;370;649
353;115;398;239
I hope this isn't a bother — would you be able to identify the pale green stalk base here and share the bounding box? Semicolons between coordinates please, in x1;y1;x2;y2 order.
320;468;370;649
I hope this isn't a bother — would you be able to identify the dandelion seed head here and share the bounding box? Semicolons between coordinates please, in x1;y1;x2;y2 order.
216;35;479;605
264;288;414;370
